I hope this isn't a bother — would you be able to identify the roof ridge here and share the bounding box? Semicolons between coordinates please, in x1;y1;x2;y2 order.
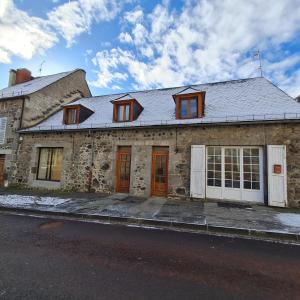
83;76;263;100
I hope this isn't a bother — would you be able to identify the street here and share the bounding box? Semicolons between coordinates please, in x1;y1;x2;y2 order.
0;213;299;299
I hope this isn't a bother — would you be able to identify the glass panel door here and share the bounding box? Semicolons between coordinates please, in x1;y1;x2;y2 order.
151;150;169;196
116;147;131;193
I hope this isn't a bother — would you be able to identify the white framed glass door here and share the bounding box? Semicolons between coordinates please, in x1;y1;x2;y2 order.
206;146;264;203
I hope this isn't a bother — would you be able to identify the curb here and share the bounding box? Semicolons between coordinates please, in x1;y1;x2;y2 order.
0;206;299;243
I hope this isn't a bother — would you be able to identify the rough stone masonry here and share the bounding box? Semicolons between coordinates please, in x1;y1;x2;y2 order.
13;121;300;208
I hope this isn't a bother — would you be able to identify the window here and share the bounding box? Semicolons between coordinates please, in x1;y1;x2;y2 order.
64;107;79;125
117;103;131;121
0;117;7;144
180;97;198;118
225;148;240;188
243;148;260;190
206;147;261;190
207;147;221;187
37;148;63;181
174;92;205;119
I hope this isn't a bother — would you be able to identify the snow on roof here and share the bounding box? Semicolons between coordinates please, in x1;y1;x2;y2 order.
22;77;300;132
174;86;201;95
110;93;135;102
0;69;81;100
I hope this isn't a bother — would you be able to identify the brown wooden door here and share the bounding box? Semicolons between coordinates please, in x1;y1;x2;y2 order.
116;147;131;193
0;155;5;187
151;150;169;196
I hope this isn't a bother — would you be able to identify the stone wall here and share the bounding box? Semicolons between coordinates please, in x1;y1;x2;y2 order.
13;122;300;207
21;70;91;128
0;99;23;184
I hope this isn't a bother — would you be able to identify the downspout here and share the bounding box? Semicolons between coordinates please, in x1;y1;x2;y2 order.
88;130;95;192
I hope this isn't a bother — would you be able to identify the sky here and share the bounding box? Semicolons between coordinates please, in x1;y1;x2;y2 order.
1;0;300;97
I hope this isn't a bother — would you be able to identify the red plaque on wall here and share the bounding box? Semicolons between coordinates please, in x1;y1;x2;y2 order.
273;164;282;174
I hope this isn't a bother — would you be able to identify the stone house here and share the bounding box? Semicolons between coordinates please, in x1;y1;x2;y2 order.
14;77;300;208
0;68;91;186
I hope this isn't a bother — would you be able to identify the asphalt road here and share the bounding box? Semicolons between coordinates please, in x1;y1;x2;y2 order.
0;213;299;300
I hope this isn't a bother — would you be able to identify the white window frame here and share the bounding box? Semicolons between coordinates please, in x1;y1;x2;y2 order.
206;146;264;203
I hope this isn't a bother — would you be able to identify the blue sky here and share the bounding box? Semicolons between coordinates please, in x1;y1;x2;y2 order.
1;0;300;97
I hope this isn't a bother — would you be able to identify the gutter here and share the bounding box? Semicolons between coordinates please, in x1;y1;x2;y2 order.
17;118;300;134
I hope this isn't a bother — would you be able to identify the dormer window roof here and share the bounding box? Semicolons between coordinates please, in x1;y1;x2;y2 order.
173;87;206;119
63;104;94;125
111;94;143;122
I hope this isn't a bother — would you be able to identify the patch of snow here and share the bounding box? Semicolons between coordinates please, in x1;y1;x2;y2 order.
276;213;300;227
0;195;70;207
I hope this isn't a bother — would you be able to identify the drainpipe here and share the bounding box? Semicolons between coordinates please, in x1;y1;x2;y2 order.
87;130;95;192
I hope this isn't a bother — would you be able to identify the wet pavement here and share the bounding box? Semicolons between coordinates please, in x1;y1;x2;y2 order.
0;191;300;235
0;213;299;299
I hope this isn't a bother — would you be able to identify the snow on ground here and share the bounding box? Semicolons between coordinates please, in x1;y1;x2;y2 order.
276;213;300;227
0;195;70;207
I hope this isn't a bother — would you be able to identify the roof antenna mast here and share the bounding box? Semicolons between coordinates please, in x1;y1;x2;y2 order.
253;49;263;77
38;60;45;76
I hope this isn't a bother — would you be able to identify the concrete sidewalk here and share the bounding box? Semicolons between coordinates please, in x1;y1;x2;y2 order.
0;191;300;242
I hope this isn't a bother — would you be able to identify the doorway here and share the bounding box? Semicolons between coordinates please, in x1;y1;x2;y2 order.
151;147;169;196
116;146;131;193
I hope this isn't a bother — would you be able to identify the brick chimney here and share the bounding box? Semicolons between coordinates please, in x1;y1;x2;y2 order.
8;68;33;86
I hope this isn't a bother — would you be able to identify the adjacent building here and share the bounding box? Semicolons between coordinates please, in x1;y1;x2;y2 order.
0;68;91;186
12;77;300;208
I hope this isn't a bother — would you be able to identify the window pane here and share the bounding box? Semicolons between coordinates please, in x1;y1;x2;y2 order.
118;105;123;121
252;182;260;190
190;98;197;117
206;147;221;187
67;109;77;124
50;148;63;181
125;105;130;121
242;148;261;191
207;147;214;156
37;148;51;180
181;100;188;118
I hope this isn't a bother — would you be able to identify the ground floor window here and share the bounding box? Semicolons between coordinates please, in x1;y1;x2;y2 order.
206;146;263;202
37;148;63;181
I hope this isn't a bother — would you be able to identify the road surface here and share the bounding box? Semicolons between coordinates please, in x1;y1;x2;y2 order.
0;213;299;299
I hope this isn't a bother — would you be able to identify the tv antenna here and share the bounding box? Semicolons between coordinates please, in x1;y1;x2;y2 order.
38;60;46;76
253;49;263;77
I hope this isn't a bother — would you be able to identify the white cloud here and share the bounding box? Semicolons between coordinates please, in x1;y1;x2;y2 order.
0;0;122;63
119;32;133;43
48;0;121;47
91;0;300;96
0;0;57;63
90;48;129;88
124;8;143;24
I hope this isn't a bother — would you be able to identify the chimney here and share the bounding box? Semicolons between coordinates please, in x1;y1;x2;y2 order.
15;68;32;85
8;69;16;87
8;68;33;87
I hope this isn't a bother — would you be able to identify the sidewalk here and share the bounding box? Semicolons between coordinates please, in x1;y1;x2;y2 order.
0;191;300;242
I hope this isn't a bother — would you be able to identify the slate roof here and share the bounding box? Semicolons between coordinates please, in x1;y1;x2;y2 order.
0;69;82;100
22;77;300;132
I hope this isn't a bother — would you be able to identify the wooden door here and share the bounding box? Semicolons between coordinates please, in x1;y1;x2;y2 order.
151;150;169;196
116;147;131;193
0;155;5;187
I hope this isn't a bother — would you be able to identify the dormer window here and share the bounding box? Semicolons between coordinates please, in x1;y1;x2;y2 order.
112;94;143;122
65;106;79;124
116;102;131;121
173;87;205;119
63;104;94;125
180;97;198;119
